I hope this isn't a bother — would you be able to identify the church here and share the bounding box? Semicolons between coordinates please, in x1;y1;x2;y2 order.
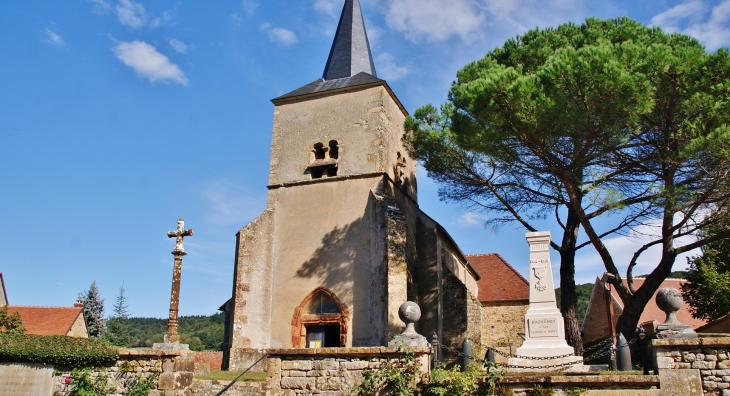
221;0;488;370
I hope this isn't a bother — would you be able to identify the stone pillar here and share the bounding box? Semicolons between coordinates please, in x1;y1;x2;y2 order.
510;232;581;368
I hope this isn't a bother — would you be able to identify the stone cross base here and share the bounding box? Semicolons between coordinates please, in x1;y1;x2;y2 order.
388;333;429;347
152;343;190;351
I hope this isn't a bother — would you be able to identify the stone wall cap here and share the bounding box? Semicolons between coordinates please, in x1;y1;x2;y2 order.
118;348;183;357
266;346;431;357
499;375;659;386
652;336;730;347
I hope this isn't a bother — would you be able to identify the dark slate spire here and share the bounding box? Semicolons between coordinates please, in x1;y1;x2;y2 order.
322;0;377;80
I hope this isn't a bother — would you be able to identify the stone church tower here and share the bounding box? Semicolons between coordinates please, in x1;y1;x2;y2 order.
222;0;482;370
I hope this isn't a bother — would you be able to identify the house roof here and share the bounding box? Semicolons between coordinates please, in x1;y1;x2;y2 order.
272;72;385;102
466;254;529;302
322;0;376;80
8;306;85;336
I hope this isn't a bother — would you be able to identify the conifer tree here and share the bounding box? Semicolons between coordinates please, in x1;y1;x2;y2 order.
78;281;105;338
103;284;133;347
0;306;25;334
682;221;730;322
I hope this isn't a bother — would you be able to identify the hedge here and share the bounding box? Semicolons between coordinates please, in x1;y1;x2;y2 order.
0;333;119;368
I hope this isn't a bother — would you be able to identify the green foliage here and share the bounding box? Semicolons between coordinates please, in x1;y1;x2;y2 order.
0;306;25;334
423;363;481;395
404;16;730;337
126;373;158;396
681;221;730;321
565;388;588;396
354;348;420;396
78;281;105;338
102;285;133;347
555;283;593;324
0;333;119;368
68;368;114;396
481;361;507;395
127;313;225;351
528;384;555;396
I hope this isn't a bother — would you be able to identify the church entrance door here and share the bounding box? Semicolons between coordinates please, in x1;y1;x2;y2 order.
305;325;340;348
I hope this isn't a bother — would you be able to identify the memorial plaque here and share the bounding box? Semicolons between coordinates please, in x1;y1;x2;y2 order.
0;363;54;396
528;317;560;338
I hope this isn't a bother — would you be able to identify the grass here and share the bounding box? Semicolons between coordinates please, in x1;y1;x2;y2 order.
194;370;267;382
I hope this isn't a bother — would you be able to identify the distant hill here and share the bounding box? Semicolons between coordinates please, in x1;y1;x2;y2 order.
555;282;594;325
127;313;224;351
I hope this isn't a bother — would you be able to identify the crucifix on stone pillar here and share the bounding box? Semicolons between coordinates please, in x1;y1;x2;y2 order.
163;218;193;346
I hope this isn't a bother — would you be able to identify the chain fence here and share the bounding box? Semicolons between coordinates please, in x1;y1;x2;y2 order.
435;333;641;371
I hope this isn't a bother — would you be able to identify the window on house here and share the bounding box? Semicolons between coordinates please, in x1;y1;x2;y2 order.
306;293;341;314
309;141;339;179
328;141;339;159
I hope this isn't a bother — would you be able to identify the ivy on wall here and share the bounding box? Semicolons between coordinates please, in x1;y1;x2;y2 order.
0;333;119;368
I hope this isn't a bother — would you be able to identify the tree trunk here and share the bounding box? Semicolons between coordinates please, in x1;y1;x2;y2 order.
559;207;583;355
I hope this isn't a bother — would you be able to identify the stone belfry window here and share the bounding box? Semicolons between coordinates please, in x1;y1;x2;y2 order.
308;141;339;179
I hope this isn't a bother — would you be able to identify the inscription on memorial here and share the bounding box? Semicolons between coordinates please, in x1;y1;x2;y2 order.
0;363;54;396
528;318;560;338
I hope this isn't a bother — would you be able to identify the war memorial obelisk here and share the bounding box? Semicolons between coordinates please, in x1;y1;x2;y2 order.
508;231;582;369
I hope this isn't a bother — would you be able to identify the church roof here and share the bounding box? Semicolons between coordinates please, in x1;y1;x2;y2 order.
467;254;529;302
7;305;86;337
0;273;7;306
272;72;384;102
322;0;376;80
270;0;404;111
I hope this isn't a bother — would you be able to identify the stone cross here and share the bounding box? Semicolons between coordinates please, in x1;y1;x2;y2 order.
164;219;193;345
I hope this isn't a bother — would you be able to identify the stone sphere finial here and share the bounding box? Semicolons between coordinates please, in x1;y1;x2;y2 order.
398;301;421;325
656;288;683;313
656;288;683;326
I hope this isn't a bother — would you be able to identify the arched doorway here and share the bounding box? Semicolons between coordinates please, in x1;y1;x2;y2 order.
291;287;349;348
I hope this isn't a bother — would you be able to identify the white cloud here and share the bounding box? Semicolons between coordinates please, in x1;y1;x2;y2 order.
314;0;341;17
113;41;188;85
116;0;147;28
242;0;259;17
650;0;708;31
376;53;411;81
385;0;485;42
88;0;112;14
169;39;190;54
201;180;265;226
456;211;490;228
651;0;730;50
261;23;299;46
44;28;66;47
150;10;173;29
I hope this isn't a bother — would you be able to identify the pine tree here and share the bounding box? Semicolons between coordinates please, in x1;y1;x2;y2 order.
103;284;133;347
78;281;105;338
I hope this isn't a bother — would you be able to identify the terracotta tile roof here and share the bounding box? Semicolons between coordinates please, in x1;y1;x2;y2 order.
7;306;85;336
467;254;529;302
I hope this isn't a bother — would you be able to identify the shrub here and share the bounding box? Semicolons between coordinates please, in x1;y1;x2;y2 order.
0;333;119;368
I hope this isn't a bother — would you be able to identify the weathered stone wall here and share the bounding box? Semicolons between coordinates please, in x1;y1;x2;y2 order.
266;347;431;395
481;301;529;351
52;349;194;396
442;269;482;366
67;313;90;338
653;337;730;395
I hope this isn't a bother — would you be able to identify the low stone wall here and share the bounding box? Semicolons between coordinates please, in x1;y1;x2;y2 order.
498;374;660;395
194;351;224;373
265;346;431;394
653;337;730;395
52;349;195;396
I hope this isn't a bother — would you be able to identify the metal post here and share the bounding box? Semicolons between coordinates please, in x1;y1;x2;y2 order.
431;332;440;369
617;333;632;371
609;343;617;371
639;329;650;375
461;339;473;371
487;348;495;363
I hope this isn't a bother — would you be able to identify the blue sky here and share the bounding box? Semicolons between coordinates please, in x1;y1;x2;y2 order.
1;0;729;318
